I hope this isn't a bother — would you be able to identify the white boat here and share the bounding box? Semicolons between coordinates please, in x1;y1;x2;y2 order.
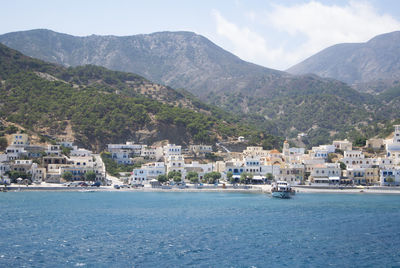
271;181;292;199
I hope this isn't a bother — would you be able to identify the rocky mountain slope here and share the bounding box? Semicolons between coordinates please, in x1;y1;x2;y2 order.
1;29;398;145
0;29;288;99
0;43;281;151
287;31;400;93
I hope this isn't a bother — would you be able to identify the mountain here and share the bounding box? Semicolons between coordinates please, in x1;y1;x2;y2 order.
0;29;288;99
1;29;398;145
287;31;400;93
0;43;282;151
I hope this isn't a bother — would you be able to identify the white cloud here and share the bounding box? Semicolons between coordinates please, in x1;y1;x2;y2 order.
211;10;288;70
211;1;400;70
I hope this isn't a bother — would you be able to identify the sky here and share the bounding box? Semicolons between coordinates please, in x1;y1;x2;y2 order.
1;0;400;70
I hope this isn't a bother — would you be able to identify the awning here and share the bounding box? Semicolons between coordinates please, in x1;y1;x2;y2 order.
252;176;264;180
314;177;329;181
232;175;241;179
329;177;340;181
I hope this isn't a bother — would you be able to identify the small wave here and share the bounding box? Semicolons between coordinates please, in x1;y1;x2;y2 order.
75;263;86;267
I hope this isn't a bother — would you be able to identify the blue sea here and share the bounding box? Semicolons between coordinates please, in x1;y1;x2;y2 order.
1;192;400;267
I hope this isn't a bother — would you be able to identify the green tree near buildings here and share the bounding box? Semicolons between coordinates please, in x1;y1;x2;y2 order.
84;171;97;182
62;171;73;181
240;172;253;184
157;174;168;183
339;161;347;170
187;171;199;183
386;176;395;186
327;153;337;163
203;172;221;184
168;171;182;182
226;171;233;181
6;171;29;183
60;145;71;156
265;173;274;181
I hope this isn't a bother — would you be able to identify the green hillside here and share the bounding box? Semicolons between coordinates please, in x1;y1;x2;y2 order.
0;44;282;151
1;29;395;146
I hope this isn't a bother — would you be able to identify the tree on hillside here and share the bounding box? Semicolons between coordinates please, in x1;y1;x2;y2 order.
353;136;366;147
0;137;7;151
4;125;18;134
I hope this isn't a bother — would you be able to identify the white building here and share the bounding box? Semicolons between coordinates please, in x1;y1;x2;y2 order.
59;141;74;148
11;133;29;147
275;164;305;185
244;156;262;174
341;150;374;168
0;162;10;177
380;166;400;186
310;147;329;159
110;149;132;164
165;154;185;178
5;146;26;161
163;144;182;157
309;163;341;185
333;139;352;151
131;162;165;185
70;146;92;157
60;155;105;182
46;144;61;155
372;157;393;168
386;125;400;164
189;145;212;156
141;146;157;159
243;146;268;157
107;142;144;161
184;161;213;179
260;164;281;177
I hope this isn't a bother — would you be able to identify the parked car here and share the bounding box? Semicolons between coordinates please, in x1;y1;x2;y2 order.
91;181;101;187
113;185;120;189
79;182;89;187
68;182;81;187
120;185;130;189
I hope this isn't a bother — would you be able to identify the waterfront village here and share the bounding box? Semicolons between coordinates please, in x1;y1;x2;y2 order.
2;125;400;190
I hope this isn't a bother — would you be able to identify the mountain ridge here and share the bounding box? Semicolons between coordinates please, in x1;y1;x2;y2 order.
287;31;400;93
0;43;281;151
0;28;287;99
2;29;399;145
